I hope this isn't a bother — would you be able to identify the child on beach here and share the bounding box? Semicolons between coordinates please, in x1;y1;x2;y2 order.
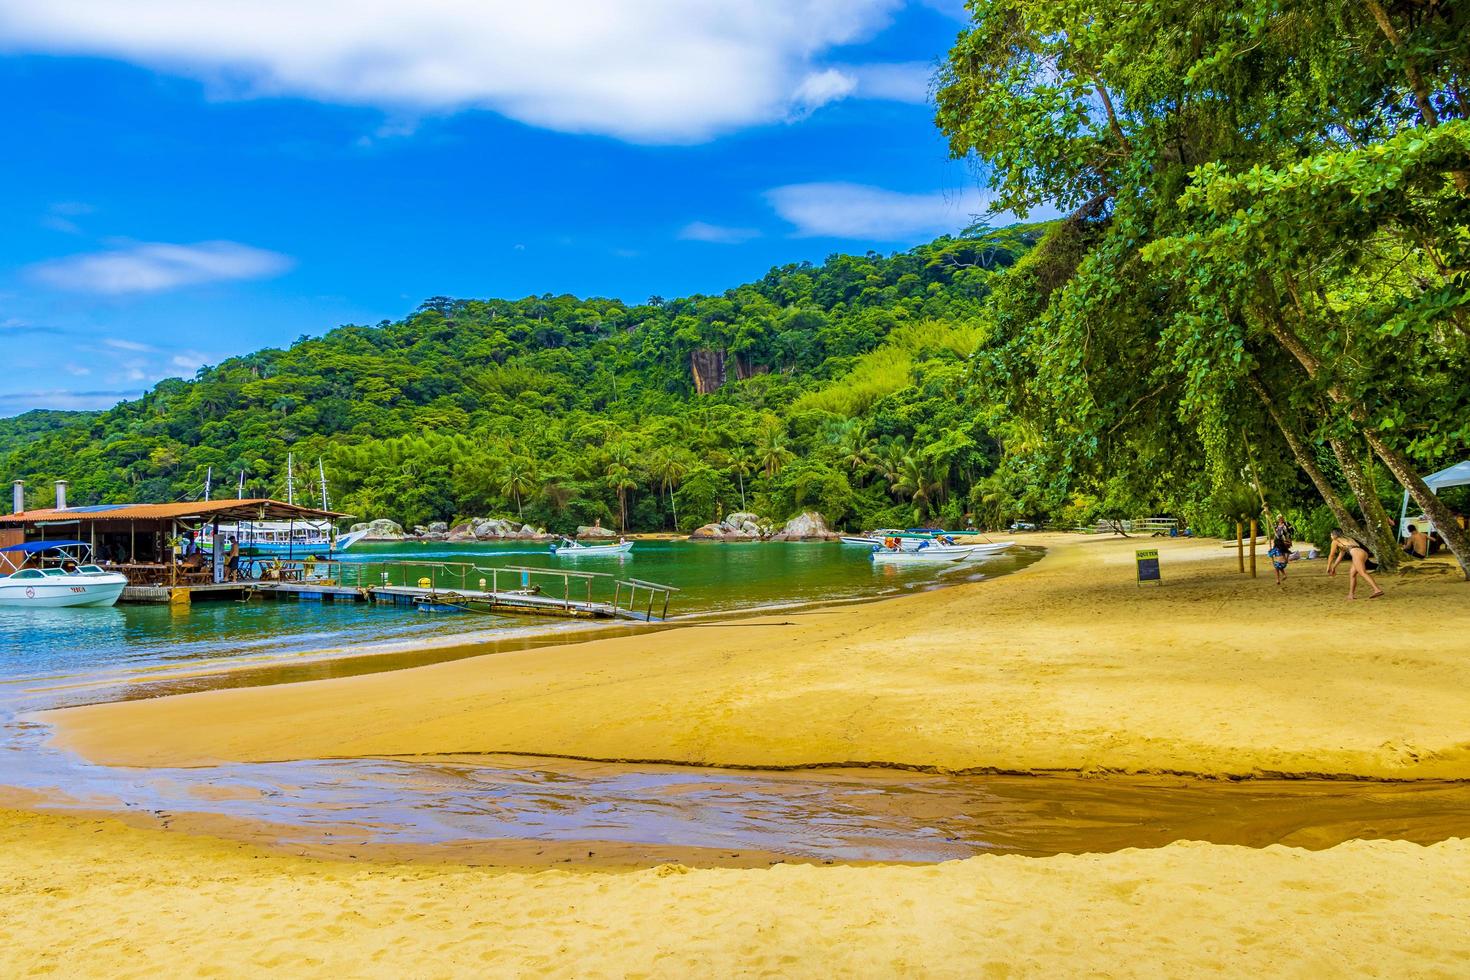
1269;515;1294;585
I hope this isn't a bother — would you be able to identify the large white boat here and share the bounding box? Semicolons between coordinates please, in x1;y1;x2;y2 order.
549;537;633;557
198;522;368;557
0;541;128;608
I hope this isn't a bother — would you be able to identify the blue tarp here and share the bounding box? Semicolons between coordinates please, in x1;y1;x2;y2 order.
0;540;89;553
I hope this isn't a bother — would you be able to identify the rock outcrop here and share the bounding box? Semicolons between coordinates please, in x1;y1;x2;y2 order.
350;518;405;540
771;511;838;541
690;511;772;541
576;524;616;539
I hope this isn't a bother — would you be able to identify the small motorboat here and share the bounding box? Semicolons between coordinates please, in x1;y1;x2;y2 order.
549;537;634;557
869;540;1013;563
0;540;128;608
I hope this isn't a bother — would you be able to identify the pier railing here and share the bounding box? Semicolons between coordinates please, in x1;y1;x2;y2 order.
278;558;679;620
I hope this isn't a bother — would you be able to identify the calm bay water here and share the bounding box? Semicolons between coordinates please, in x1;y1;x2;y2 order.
0;539;1038;684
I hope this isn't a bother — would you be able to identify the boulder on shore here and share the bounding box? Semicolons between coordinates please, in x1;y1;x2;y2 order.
350;518;405;540
721;511;760;533
771;511;838;541
690;523;728;541
577;524;616;539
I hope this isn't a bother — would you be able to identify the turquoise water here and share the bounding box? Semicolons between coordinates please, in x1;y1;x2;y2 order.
0;539;1037;683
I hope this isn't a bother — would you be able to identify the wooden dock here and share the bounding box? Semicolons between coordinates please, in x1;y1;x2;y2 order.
120;560;678;621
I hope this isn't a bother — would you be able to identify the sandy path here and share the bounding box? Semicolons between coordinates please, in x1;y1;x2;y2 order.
3;807;1468;978
44;535;1470;779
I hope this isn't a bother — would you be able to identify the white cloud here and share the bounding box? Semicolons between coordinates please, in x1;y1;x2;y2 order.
102;338;156;352
766;181;1060;240
0;0;907;143
678;221;761;245
0;388;142;412
791;69;858;115
27;241;292;294
851;62;931;103
766;182;984;239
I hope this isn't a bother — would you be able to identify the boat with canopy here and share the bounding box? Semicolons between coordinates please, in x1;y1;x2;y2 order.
0;541;128;607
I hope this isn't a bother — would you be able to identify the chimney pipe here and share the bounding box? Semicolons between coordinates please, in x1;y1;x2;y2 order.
55;479;68;511
12;480;23;515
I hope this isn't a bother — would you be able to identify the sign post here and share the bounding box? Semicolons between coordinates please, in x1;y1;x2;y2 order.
1135;549;1162;586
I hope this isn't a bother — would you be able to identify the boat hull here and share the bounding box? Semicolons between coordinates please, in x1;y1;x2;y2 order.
870;541;1013;563
551;542;634;557
0;576;127;608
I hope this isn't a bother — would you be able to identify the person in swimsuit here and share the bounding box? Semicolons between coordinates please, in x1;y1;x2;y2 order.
1326;529;1384;599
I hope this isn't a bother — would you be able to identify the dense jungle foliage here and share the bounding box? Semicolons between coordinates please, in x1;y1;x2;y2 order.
0;229;1047;534
935;0;1470;576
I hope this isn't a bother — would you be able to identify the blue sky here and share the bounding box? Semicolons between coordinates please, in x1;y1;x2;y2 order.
0;0;1025;416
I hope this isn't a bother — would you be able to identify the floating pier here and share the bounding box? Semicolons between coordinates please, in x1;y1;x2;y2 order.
122;560;679;622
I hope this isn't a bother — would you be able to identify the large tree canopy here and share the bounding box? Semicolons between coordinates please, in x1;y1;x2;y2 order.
937;0;1470;575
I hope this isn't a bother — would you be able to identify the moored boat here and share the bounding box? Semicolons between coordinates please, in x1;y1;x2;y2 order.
199;522;368;557
549;537;633;557
0;541;128;608
869;540;1014;563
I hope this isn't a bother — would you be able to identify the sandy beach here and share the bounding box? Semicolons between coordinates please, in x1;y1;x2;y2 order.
10;534;1470;975
46;534;1470;779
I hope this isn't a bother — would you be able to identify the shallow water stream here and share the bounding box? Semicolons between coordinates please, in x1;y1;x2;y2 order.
4;541;1469;866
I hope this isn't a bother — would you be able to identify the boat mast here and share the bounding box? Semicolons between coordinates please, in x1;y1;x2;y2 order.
286;452;295;505
204;466;212;502
237;469;245;500
318;457;329;510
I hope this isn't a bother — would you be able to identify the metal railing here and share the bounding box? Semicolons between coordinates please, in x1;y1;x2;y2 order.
262;557;680;620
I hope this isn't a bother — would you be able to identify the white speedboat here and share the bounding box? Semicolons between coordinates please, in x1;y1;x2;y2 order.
0;541;128;608
549;538;633;557
869;540;1013;563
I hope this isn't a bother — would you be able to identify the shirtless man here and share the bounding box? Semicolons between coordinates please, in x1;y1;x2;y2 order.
1402;524;1429;559
1327;529;1385;599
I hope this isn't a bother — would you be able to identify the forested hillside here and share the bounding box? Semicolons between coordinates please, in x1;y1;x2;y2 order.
1;229;1047;532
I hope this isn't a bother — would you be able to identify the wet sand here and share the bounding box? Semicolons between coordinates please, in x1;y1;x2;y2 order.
44;534;1470;779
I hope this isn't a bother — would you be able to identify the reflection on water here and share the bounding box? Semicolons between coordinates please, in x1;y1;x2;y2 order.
0;542;1044;681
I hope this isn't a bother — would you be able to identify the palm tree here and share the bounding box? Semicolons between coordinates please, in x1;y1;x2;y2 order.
895;457;943;522
604;463;638;532
648;446;690;530
834;421;876;486
876;439;910;497
755;426;795;479
726;449;755;510
497;456;536;519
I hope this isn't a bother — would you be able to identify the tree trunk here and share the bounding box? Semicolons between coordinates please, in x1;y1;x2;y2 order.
1363;428;1470;579
1237;521;1244;573
1329;437;1402;571
1249;518;1258;577
1249;377;1370;544
1260;311;1470;578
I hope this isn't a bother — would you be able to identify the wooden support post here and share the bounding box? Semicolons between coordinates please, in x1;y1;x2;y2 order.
1249;518;1258;578
1236;521;1244;573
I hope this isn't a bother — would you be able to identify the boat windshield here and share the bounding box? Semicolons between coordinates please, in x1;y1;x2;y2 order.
79;565;106;574
41;569;68;577
6;569;46;580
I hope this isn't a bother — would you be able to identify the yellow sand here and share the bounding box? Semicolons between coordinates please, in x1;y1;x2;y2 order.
47;534;1470;779
2;806;1468;978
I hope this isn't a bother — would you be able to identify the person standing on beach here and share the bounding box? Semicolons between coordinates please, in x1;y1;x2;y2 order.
1327;529;1385;599
1269;515;1294;585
